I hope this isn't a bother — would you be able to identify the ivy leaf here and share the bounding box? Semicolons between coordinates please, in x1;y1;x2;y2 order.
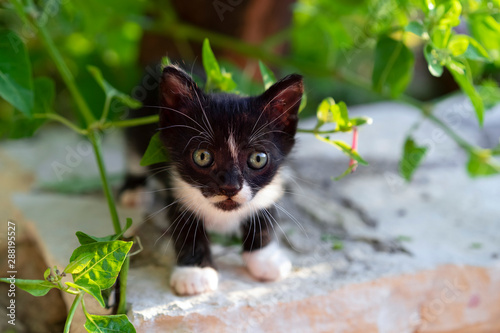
76;232;116;245
406;21;425;37
84;313;136;333
0;278;57;297
0;29;34;116
372;36;415;98
400;137;427;181
467;149;500;177
64;252;94;274
424;45;444;77
448;35;469;57
3;77;55;139
258;60;276;90
66;280;105;308
87;66;141;109
70;241;133;290
463;36;491;62
202;39;236;92
140;132;169;166
316;98;350;131
75;219;133;245
446;60;484;126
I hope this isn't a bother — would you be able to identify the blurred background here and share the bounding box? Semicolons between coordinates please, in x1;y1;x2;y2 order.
1;0;500;332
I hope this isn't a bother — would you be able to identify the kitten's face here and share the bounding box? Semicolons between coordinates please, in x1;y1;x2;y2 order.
159;66;303;215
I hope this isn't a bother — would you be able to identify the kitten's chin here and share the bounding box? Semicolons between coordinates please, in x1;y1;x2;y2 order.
214;199;241;211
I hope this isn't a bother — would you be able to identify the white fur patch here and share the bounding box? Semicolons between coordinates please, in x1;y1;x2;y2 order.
227;134;238;162
170;266;218;295
171;168;283;233
242;242;291;281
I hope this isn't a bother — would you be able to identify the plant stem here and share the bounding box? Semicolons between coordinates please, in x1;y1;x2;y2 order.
297;128;340;135
63;292;84;333
116;256;130;314
33;19;96;126
89;131;122;234
33;114;88;135
105;115;159;129
100;95;112;124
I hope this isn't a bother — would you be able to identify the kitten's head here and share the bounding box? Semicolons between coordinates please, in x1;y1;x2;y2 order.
158;65;303;214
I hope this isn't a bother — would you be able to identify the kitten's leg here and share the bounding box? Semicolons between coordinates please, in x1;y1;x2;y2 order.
119;150;152;209
241;209;292;281
169;207;218;295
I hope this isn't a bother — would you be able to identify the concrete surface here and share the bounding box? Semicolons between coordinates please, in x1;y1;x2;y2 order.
1;96;500;332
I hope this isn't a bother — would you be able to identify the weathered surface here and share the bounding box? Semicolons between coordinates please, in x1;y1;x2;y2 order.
2;97;500;332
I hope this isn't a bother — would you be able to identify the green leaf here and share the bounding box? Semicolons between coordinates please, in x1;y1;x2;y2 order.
406;21;425;37
76;232;116;245
468;15;500;64
400;137;427;181
161;56;171;69
140;132;169;166
372;36;415;98
70;241;133;290
467;149;500;177
66;280;105;308
463;36;491;62
202;39;222;89
0;278;57;297
446;60;484;126
258;60;276;90
3;77;55;139
478;79;500;110
448;35;469;56
64;252;94;274
0;29;34;116
202;39;236;92
349;116;373;127
84;313;136;333
424;44;444;77
436;1;462;29
331;140;368;165
333;163;358;181
299;90;307;113
316;98;350;131
43;268;51;280
87;66;141;109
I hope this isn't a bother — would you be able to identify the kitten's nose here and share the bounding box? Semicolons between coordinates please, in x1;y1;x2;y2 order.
219;184;241;197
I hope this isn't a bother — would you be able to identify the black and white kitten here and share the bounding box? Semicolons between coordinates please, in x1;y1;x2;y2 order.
124;65;303;295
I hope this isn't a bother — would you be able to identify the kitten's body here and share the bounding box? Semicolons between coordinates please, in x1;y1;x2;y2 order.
123;65;303;295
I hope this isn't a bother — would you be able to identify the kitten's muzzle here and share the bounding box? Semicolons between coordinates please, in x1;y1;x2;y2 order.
219;184;241;198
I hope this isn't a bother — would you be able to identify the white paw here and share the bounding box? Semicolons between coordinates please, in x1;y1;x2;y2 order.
242;242;291;281
120;188;150;209
170;266;218;295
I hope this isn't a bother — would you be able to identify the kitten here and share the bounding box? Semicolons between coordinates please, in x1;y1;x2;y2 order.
124;65;303;295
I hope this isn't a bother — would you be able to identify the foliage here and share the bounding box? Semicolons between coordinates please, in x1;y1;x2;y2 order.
0;231;135;333
140;40;370;179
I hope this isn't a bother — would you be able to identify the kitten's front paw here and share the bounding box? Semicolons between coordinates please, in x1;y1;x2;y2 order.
242;242;291;281
170;266;218;295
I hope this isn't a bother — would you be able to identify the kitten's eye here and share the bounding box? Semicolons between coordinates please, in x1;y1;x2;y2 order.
193;149;213;167
248;152;268;170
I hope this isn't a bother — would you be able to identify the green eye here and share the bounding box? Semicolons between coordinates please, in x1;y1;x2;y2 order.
248;152;268;170
193;149;213;167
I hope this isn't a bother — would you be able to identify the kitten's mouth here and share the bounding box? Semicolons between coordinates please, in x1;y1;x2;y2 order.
214;198;241;211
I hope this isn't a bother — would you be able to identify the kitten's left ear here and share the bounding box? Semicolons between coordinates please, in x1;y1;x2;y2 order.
258;74;303;135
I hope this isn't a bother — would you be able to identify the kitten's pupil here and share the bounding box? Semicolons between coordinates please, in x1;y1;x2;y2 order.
248;152;268;169
193;149;213;167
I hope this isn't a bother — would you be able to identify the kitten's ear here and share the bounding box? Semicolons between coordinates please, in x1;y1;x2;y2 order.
259;74;303;134
159;65;201;113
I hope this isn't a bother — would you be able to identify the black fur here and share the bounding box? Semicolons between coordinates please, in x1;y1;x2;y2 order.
124;65;303;269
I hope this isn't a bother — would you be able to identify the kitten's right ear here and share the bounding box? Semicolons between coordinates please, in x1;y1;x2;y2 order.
160;65;200;112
